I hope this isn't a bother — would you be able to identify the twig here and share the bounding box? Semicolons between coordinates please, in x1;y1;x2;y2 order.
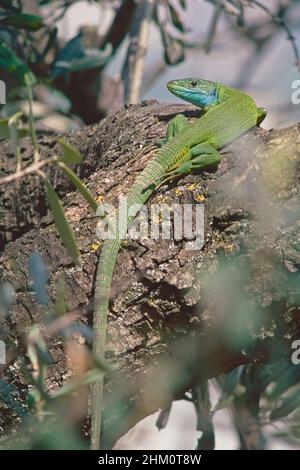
122;0;155;104
204;0;300;70
25;75;39;163
205;3;223;53
0;156;58;185
250;0;300;70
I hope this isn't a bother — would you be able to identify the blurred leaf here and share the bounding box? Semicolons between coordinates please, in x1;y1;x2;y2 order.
28;252;49;306
45;178;80;265
58;162;98;213
0;379;28;417
31;419;87;450
169;4;185;32
52;32;84;78
43;87;71;114
0;118;10;139
51;368;106;399
8;110;23;164
270;364;300;398
42;26;58;58
58;138;83;164
68;323;93;343
6;416;87;450
52;31;112;78
39;0;58;5
222;366;245;395
178;0;186;8
0;282;15;317
0;30;12;46
54;45;112;74
53;278;68;316
0;41;36;85
1;13;44;31
0;117;28;140
27;326;49;394
56;32;84;61
0;0;17;9
271;388;300;420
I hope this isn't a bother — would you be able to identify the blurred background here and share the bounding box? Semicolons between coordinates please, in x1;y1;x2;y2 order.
1;0;300;132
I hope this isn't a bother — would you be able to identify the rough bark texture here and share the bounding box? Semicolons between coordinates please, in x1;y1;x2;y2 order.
0;101;300;448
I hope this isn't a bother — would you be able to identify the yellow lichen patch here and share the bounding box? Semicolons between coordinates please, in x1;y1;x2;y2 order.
195;194;206;202
91;242;102;252
97;195;105;204
175;188;183;196
225;244;235;253
187;183;197;192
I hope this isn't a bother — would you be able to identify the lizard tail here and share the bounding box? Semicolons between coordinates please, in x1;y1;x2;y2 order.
90;238;121;449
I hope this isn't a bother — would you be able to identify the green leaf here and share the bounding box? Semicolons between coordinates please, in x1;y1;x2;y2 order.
51;368;106;399
0;13;44;31
0;41;36;85
0;118;9;139
0;117;28;140
45;178;80;265
222;366;245;395
169;4;185;33
271;389;300;420
54;45;112;73
28;252;49;306
58;138;83;164
58;162;98;213
270;364;300;398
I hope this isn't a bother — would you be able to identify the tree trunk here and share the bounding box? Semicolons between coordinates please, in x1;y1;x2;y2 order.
0;101;300;448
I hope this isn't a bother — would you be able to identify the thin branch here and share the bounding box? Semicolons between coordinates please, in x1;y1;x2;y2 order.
122;0;155;104
0;156;58;186
205;3;223;53
204;0;300;71
250;0;300;70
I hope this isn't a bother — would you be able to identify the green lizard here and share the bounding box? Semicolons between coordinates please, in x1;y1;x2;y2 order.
90;78;267;449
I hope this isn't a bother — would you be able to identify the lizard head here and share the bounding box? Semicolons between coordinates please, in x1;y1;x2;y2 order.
167;78;220;109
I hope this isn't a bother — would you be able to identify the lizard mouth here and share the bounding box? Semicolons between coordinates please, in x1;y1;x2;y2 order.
167;79;218;109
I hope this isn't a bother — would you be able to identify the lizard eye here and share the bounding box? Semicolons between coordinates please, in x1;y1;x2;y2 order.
190;80;197;87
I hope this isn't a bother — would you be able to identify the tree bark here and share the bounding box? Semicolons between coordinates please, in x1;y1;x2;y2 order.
0;102;300;448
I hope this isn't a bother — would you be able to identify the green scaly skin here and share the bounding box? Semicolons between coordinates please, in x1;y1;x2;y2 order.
90;78;266;449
